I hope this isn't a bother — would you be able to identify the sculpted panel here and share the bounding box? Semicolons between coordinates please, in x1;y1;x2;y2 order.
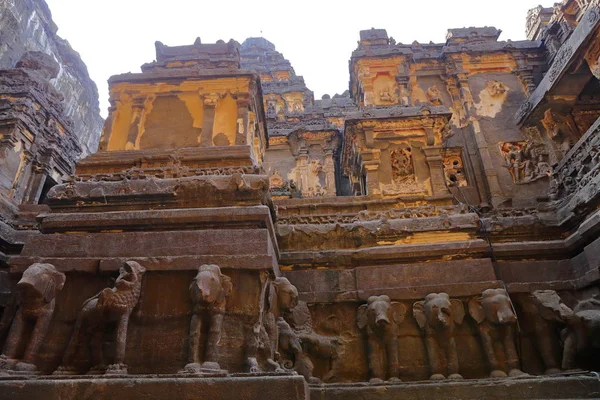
55;261;146;375
0;263;65;374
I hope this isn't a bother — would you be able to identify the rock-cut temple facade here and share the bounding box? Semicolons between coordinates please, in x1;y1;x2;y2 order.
0;1;600;399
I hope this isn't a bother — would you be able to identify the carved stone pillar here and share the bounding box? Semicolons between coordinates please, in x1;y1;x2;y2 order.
235;95;250;145
23;161;48;204
395;76;410;106
9;150;33;202
201;93;219;147
323;147;336;196
295;148;309;195
584;39;600;79
125;97;147;150
361;149;381;196
423;147;449;196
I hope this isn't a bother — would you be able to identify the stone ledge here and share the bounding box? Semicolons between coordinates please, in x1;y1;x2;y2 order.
309;374;600;400
0;375;309;400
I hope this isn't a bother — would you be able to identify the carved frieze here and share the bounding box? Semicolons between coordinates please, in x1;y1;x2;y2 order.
500;141;551;184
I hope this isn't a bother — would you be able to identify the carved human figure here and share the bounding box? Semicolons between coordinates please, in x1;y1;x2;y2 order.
247;277;299;373
357;295;406;382
0;263;65;373
533;291;600;370
413;293;465;380
54;261;146;375
468;288;526;378
182;264;232;373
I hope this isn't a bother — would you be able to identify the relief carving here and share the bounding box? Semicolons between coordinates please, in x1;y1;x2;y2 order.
381;148;427;195
426;85;443;106
246;277;299;373
55;261;146;375
283;301;340;382
468;289;526;378
357;295;406;383
182;264;232;374
532;290;600;371
0;263;65;374
443;150;468;187
413;293;465;380
379;87;397;103
500;141;550;184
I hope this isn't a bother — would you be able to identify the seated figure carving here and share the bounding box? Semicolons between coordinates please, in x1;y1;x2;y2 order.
0;263;65;374
182;264;232;374
54;261;146;375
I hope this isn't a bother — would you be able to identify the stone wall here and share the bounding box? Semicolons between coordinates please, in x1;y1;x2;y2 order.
0;0;103;156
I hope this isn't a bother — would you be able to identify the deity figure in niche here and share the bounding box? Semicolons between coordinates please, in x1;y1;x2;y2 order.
390;148;414;180
379;87;396;103
267;101;276;114
426;85;443;106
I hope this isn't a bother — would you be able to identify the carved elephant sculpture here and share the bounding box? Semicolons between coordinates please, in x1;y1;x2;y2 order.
357;295;406;383
182;264;232;373
516;290;567;374
532;290;600;370
468;288;526;378
0;263;65;373
247;277;298;372
54;261;146;375
413;293;465;380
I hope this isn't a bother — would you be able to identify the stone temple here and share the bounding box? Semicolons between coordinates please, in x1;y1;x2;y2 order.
0;0;599;399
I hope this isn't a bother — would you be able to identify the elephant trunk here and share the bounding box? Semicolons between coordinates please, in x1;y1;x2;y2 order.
375;315;390;327
497;310;517;324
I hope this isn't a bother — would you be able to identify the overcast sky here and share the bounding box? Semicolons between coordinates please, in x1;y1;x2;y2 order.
45;0;546;117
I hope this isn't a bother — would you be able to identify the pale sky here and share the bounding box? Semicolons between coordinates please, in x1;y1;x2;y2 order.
45;0;547;118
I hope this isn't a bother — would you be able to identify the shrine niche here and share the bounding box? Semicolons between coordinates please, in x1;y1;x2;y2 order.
264;130;339;198
426;86;443;106
342;107;452;198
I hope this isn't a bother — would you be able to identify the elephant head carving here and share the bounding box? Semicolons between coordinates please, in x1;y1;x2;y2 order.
267;277;299;316
17;263;66;306
189;264;232;310
357;295;406;382
413;293;464;380
468;288;525;378
468;288;517;325
357;295;406;333
413;293;464;331
1;263;65;373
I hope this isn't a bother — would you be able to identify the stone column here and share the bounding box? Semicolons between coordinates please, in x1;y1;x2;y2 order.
323;147;336;196
23;162;48;204
200;93;219;147
125;96;146;150
295;148;309;195
423;147;449;196
235;94;250;146
361;149;381;196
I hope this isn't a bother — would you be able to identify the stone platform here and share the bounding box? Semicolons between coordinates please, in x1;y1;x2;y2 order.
309;375;600;400
0;374;598;400
0;374;309;400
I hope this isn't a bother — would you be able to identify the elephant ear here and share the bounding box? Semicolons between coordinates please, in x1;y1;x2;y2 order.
391;302;407;324
44;269;66;303
468;296;485;324
412;301;427;329
357;304;368;330
451;299;465;325
221;274;233;299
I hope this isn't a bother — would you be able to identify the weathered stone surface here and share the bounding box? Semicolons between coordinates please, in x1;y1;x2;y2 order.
0;0;103;156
